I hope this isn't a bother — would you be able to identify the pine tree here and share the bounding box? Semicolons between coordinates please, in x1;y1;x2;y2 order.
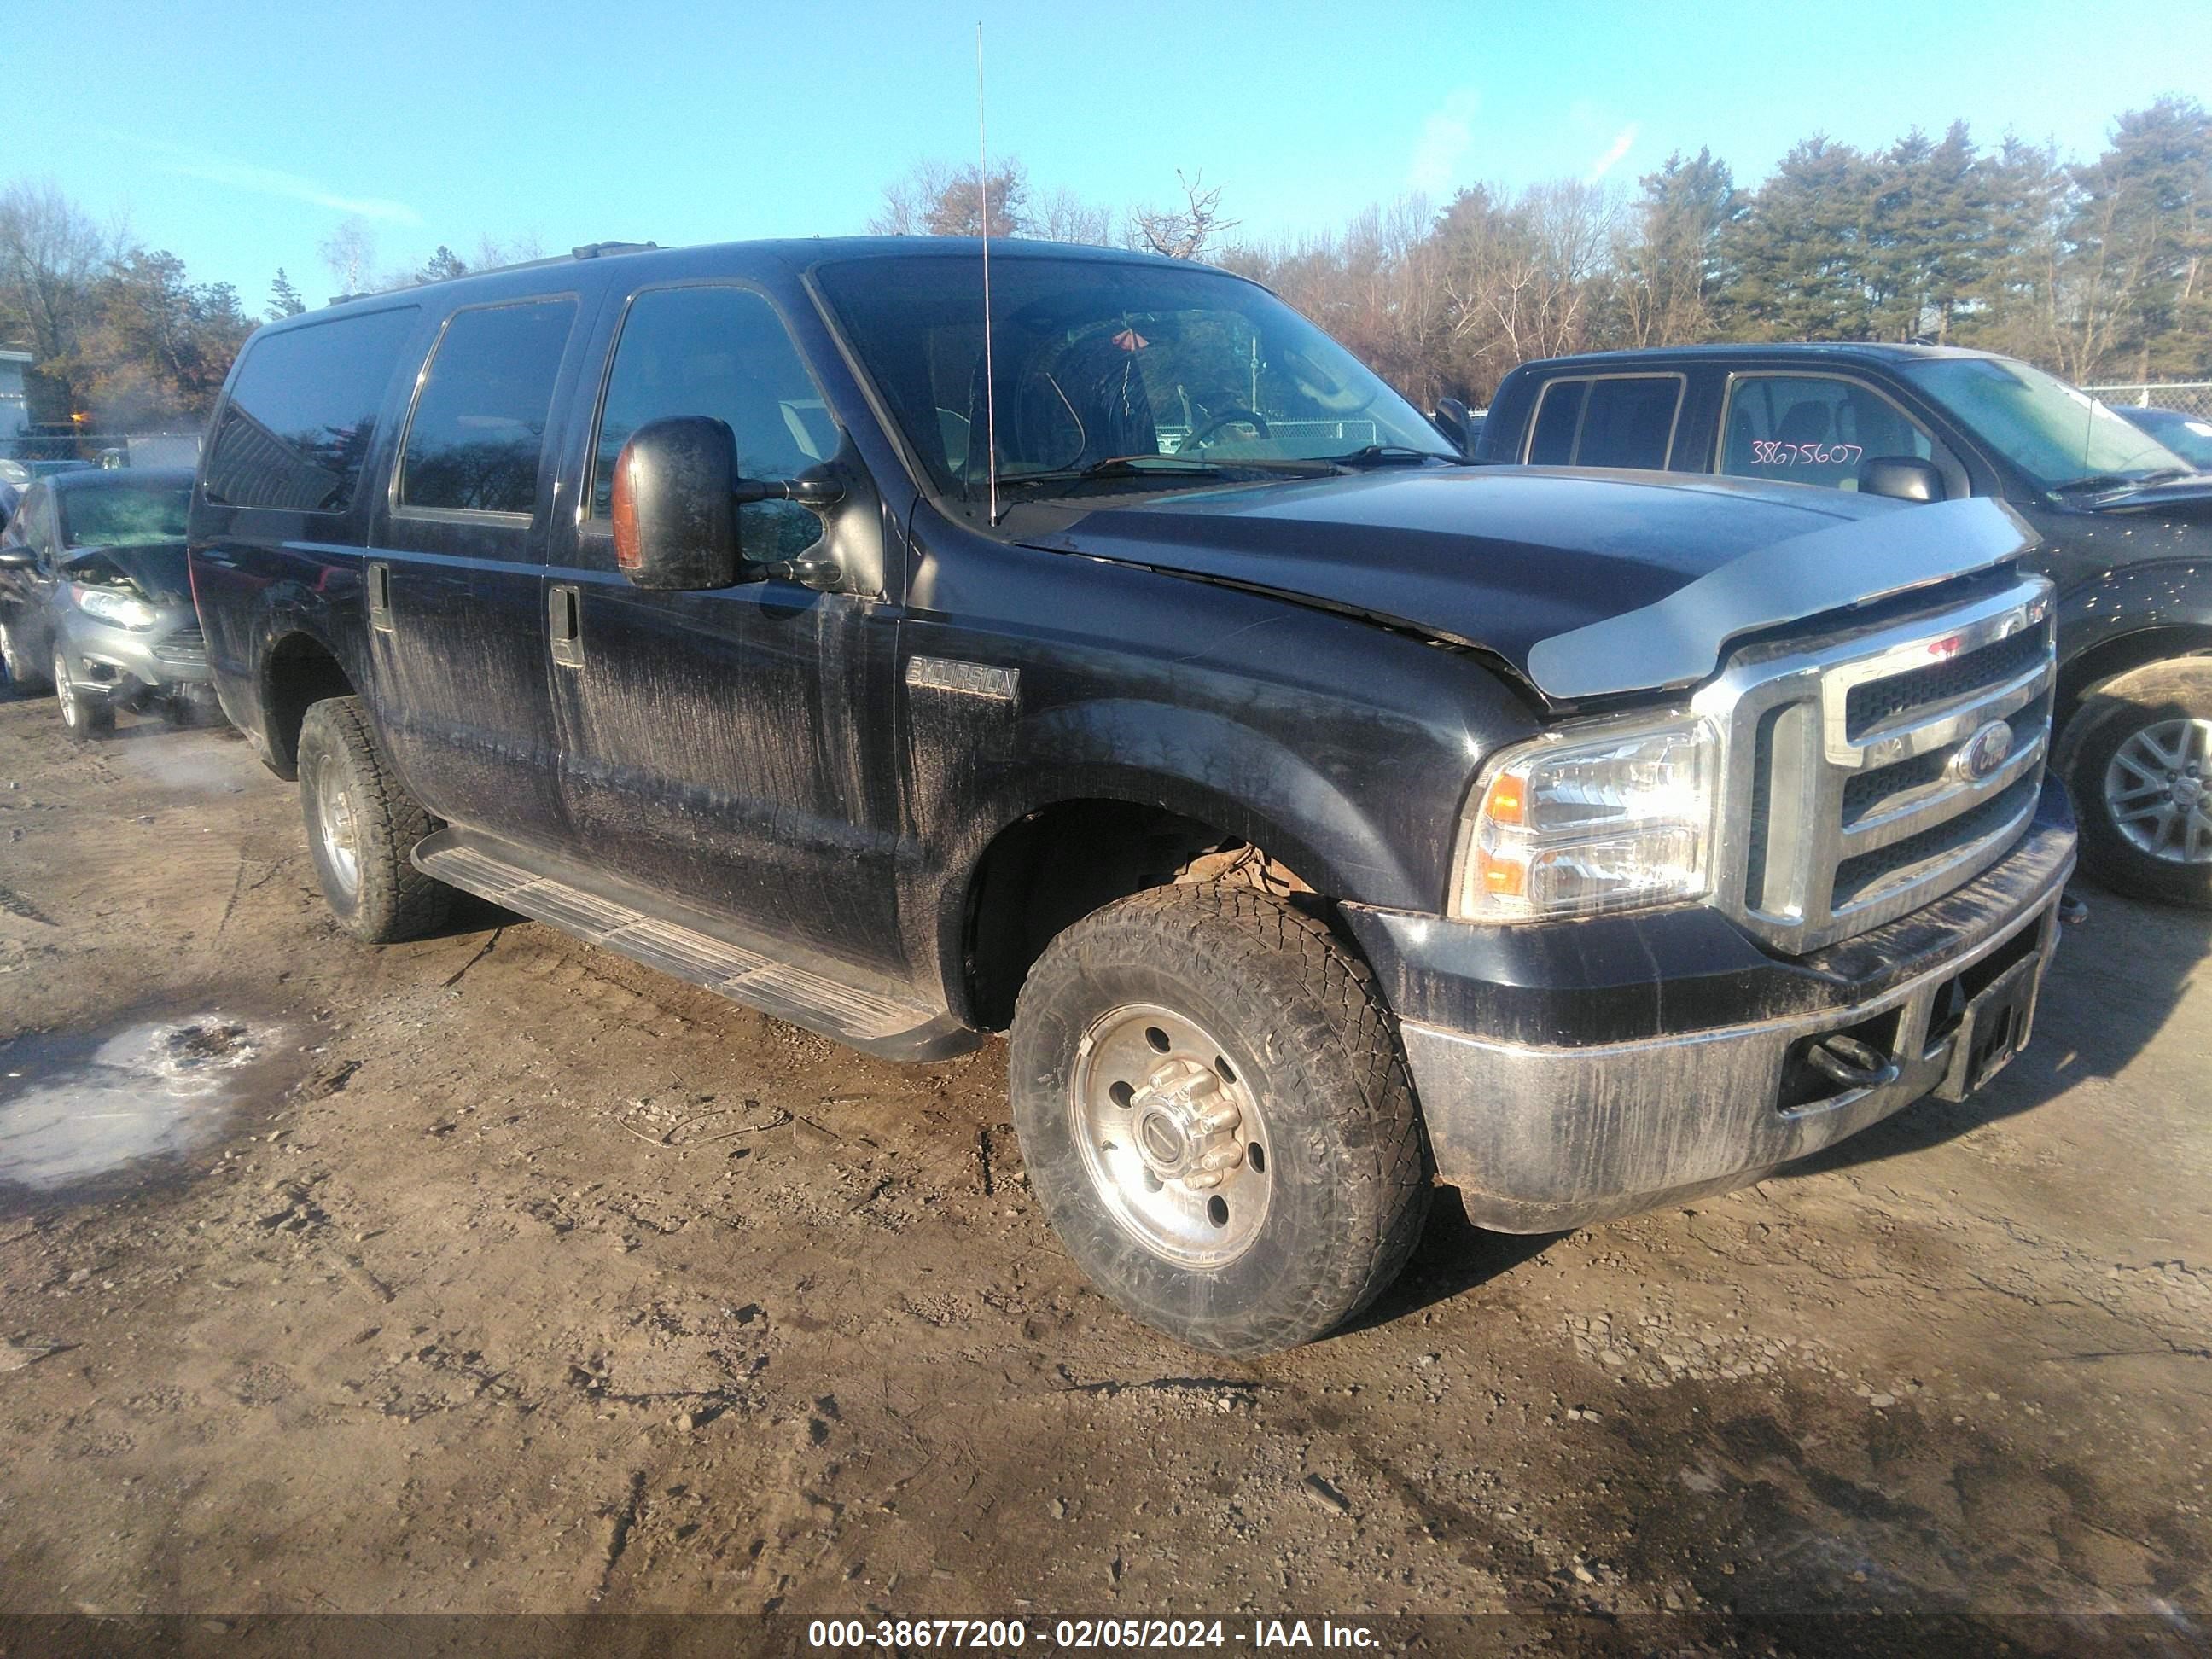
266;267;306;321
1718;137;1881;340
1618;148;1743;346
417;246;468;284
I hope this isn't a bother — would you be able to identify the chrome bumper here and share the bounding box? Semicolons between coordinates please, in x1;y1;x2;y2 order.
1394;810;2075;1232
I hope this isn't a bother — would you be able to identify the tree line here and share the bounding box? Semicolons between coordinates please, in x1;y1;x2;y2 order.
879;96;2211;409
3;94;2204;433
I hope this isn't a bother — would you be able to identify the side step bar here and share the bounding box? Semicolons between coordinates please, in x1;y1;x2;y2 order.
411;829;979;1062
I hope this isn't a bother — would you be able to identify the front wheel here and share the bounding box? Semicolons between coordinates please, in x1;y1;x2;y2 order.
55;649;112;741
296;696;453;942
2060;658;2212;907
1009;882;1430;1356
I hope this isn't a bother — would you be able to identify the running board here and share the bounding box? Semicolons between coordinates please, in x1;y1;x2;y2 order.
411;830;978;1062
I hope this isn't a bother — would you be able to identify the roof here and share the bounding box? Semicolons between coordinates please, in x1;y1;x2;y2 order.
1522;341;2001;371
317;234;1208;311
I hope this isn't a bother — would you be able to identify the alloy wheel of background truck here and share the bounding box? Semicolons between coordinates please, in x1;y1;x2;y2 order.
2060;657;2212;906
297;696;454;943
0;617;49;692
1009;882;1431;1357
54;649;112;740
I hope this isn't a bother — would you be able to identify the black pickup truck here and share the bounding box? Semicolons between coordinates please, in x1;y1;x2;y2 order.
1476;344;2212;905
189;241;2075;1355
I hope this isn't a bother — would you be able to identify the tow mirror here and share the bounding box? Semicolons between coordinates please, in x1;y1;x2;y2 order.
1433;397;1475;457
1858;456;1946;504
0;545;33;569
610;417;746;591
610;416;851;591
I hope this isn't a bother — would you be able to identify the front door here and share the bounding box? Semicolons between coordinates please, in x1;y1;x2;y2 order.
545;281;906;973
365;295;586;847
0;483;60;677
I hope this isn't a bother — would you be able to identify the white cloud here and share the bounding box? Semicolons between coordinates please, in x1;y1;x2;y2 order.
1409;89;1483;195
1587;123;1640;182
106;132;422;224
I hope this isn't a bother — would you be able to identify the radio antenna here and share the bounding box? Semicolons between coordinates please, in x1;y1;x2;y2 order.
976;20;1000;526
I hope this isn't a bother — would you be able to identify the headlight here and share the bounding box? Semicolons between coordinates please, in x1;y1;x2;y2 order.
1452;714;1719;921
70;585;158;630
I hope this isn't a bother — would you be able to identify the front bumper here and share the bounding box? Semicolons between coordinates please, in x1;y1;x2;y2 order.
61;612;212;700
1344;778;2077;1232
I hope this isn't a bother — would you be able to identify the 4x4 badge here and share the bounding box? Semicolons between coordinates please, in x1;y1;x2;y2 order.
1953;719;2015;783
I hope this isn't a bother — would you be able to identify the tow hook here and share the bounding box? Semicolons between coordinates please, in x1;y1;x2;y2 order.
2058;892;2090;928
1807;1033;1900;1091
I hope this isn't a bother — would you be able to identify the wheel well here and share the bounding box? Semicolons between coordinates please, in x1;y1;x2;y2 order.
262;633;355;779
2058;626;2212;732
961;799;1318;1031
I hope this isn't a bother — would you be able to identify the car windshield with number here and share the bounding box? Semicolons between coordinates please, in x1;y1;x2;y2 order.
814;252;1455;499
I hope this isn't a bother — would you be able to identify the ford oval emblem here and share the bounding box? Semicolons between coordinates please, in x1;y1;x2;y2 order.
1953;719;2014;783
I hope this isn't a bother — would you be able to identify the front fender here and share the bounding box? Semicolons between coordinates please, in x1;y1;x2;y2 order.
2055;556;2212;711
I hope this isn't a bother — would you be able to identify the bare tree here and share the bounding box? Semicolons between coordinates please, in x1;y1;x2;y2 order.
317;218;376;297
1035;188;1116;247
870;160;1027;238
1132;170;1238;260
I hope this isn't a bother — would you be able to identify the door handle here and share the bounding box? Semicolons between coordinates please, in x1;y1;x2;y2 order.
549;583;583;668
367;562;394;633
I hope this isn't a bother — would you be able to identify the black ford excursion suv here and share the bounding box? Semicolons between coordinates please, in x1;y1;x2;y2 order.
1477;344;2212;905
189;241;2075;1355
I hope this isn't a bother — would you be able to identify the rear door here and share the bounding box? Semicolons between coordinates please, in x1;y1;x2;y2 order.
544;279;906;970
364;295;592;847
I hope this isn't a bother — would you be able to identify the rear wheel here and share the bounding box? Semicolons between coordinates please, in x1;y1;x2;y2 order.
1009;882;1430;1356
2060;658;2212;907
0;616;48;692
296;696;453;942
54;648;112;741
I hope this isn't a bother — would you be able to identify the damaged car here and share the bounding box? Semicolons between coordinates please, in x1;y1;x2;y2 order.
0;467;219;737
190;240;2075;1355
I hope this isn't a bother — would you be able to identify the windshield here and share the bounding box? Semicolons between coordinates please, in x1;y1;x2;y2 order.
58;481;190;548
1898;356;2190;492
813;252;1452;499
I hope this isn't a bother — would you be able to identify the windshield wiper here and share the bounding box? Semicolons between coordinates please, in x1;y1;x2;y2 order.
2055;466;2194;494
1325;445;1457;469
995;455;1336;494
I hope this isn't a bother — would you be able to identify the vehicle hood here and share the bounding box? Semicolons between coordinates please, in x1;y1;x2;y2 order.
60;542;192;607
2089;474;2212;521
1021;467;2039;701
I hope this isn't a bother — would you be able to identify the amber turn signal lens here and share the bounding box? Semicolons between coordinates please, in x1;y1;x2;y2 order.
611;445;641;573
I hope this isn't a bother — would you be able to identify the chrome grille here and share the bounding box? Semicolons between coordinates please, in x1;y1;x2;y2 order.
1697;576;2056;954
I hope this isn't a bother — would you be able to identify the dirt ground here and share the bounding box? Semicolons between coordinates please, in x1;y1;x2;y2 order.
0;683;2207;1637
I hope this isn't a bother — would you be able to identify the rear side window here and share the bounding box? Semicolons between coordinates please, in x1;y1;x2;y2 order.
203;306;419;511
1525;375;1682;468
1526;380;1586;464
399;300;578;515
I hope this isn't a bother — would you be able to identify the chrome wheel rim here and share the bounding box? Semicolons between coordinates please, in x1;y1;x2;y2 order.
312;754;363;896
1070;1003;1270;1269
2105;717;2212;864
53;650;76;727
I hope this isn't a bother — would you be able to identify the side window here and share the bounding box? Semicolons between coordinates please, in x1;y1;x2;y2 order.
1574;377;1682;469
1720;375;1934;491
399;299;577;515
590;287;832;561
203;306;419;511
1526;380;1586;464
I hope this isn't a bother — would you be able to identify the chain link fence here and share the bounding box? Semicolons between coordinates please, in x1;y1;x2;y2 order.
2082;382;2212;419
2;431;202;474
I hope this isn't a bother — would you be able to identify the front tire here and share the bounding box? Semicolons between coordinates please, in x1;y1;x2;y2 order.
55;649;112;741
296;696;453;942
1009;882;1430;1356
2059;658;2212;907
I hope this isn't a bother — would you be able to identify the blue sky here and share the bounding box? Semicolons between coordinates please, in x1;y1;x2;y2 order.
16;0;2209;309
